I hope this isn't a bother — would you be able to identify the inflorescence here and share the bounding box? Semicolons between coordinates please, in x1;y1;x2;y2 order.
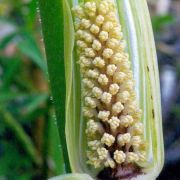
72;0;146;170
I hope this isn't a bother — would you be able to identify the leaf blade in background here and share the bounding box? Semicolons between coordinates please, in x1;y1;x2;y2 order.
0;30;47;76
21;93;48;114
2;58;21;89
152;14;174;32
0;109;41;166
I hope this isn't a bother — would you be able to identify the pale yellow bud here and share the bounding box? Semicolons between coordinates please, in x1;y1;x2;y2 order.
90;24;100;34
106;38;119;49
85;97;97;108
109;83;119;95
126;152;139;163
101;92;112;104
101;133;115;147
132;122;144;135
83;107;96;118
97;147;108;160
92;39;102;51
76;30;84;39
113;72;126;83
131;136;142;148
99;31;109;42
72;5;85;18
114;150;126;164
93;57;105;68
106;11;117;22
95;15;104;26
86;120;104;136
111;52;124;64
81;19;91;29
92;87;103;99
102;48;114;59
79;56;92;67
82;78;94;89
84;48;96;58
98;74;109;86
112;102;124;115
106;64;117;76
116;91;130;103
109;27;123;39
120;115;134;127
102;21;114;32
98;110;110;122
88;140;102;150
76;40;87;49
84;2;96;17
108;116;120;130
86;69;99;79
98;1;109;15
117;133;131;146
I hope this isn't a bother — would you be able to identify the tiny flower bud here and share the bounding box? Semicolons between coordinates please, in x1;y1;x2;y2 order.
101;133;115;147
106;64;117;76
95;15;104;26
92;87;103;99
98;74;109;86
117;133;131;146
99;31;109;42
112;102;124;115
98;110;110;122
114;150;126;164
108;116;120;130
126;152;139;163
90;24;100;34
101;92;112;104
93;57;105;68
92;39;102;51
97;147;108;160
109;83;119;95
102;48;114;59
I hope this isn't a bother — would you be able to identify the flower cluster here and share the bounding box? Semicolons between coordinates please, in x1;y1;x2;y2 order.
72;0;146;169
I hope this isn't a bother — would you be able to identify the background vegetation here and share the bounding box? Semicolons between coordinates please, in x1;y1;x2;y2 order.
0;0;179;179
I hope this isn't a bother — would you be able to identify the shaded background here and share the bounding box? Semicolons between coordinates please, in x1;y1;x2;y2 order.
0;0;179;179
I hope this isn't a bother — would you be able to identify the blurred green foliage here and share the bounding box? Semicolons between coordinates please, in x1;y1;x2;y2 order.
152;14;174;32
0;0;179;179
0;0;64;179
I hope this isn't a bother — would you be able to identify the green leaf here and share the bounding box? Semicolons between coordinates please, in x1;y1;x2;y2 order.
0;91;26;104
0;31;18;50
38;0;70;173
21;93;48;114
0;30;47;76
0;140;34;179
152;14;174;32
17;32;47;76
2;58;21;89
0;109;41;166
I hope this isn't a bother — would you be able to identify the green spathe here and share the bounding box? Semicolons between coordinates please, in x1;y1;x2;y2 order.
65;0;164;178
38;0;164;179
